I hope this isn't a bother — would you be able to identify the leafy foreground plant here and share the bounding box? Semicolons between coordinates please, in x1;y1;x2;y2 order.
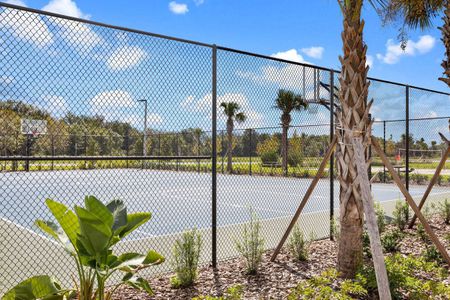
381;229;403;253
3;196;164;300
171;228;203;288
235;209;264;275
361;254;450;299
288;269;368;300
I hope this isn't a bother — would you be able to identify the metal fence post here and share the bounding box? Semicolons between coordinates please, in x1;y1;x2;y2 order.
406;85;410;191
329;70;335;240
176;133;180;171
249;129;252;176
221;130;225;174
211;44;218;269
383;120;386;183
51;134;55;171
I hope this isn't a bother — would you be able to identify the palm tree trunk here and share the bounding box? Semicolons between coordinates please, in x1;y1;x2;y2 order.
439;0;450;87
336;3;372;279
227;120;233;174
281;125;288;174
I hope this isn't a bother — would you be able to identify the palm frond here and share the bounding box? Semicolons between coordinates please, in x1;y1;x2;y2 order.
235;112;246;124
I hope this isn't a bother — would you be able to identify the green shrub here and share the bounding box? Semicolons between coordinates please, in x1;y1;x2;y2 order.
381;230;403;253
287;131;303;167
438;199;450;224
363;231;371;258
422;246;444;264
416;223;429;243
3;196;164;300
235;209;264;275
193;285;244;300
257;136;280;164
171;228;203;288
260;151;279;164
288;269;368;300
374;202;387;233
411;173;428;185
360;254;450;299
393;200;410;231
288;225;313;262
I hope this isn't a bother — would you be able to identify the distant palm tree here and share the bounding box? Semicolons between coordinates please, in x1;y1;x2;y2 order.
274;89;308;175
384;0;449;87
220;102;246;173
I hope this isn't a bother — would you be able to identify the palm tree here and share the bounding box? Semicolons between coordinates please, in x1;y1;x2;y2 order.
274;89;308;175
384;0;449;86
220;102;246;173
336;0;386;279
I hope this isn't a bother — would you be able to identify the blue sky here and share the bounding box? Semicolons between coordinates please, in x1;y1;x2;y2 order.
3;0;449;91
0;0;449;142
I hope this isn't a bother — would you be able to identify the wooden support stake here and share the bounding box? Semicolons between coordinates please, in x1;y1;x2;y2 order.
408;144;450;228
353;138;391;300
371;136;450;266
270;136;337;262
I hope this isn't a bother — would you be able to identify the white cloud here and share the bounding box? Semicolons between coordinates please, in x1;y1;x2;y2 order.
47;16;104;53
271;49;306;63
237;63;320;91
42;95;68;117
42;0;103;53
169;1;189;14
42;0;89;19
107;46;147;71
0;7;53;48
5;0;27;6
193;0;204;5
301;46;324;59
90;90;135;116
376;35;436;64
181;93;264;128
366;55;374;68
147;113;164;125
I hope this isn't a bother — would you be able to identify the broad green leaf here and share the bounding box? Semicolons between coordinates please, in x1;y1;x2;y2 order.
115;250;164;273
75;206;112;256
118;212;151;239
35;220;75;254
122;275;153;295
143;250;165;265
84;196;113;229
2;275;69;300
45;199;79;250
106;200;127;232
114;253;146;272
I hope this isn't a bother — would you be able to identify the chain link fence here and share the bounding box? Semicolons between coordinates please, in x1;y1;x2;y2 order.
0;2;449;295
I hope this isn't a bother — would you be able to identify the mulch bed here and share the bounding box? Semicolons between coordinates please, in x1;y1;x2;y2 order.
114;215;450;300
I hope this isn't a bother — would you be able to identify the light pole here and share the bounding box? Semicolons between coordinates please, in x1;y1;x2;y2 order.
138;99;148;169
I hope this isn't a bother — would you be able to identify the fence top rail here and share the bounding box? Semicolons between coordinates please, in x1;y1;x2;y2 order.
0;155;212;161
1;1;450;96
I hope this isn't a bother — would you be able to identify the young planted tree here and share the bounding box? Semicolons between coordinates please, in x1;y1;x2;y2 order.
336;0;386;278
274;90;308;175
220;102;246;174
384;0;450;87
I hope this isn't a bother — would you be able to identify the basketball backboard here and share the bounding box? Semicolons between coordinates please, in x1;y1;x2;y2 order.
20;119;47;136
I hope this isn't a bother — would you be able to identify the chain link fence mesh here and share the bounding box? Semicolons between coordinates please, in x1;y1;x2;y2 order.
0;3;449;295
